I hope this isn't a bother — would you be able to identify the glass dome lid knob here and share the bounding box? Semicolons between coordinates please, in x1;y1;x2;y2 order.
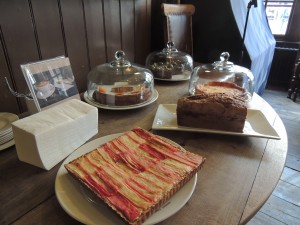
220;52;230;62
163;41;178;54
110;50;131;67
213;52;233;70
166;41;175;49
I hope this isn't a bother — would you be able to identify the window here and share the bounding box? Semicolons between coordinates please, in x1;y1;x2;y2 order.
264;0;299;42
265;0;294;35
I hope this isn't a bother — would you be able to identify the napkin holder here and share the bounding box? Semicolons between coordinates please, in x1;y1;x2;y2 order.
12;99;98;170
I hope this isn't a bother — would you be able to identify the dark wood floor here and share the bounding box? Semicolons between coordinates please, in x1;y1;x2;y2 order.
247;86;300;225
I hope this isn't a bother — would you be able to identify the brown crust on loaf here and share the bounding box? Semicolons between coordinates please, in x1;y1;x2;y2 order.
177;93;247;132
65;129;205;225
202;81;245;92
195;81;247;101
177;93;247;111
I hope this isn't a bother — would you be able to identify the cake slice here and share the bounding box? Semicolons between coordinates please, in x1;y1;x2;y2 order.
92;84;152;106
65;128;205;225
177;93;247;132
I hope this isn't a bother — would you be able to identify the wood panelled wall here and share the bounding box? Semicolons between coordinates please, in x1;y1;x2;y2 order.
0;0;151;114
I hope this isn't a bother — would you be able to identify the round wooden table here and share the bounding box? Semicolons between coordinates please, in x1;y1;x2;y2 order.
0;81;287;225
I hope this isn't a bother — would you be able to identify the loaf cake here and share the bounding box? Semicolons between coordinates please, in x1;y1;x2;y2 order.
177;93;247;132
65;128;205;225
93;85;152;106
195;81;247;101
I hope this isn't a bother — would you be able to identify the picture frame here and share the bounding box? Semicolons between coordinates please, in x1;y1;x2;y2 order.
21;56;80;112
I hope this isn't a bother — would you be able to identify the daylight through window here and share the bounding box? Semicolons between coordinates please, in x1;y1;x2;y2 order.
264;0;294;35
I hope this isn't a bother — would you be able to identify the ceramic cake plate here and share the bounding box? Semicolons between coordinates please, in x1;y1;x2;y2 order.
154;73;191;81
0;112;19;134
152;104;281;140
55;133;198;225
83;89;159;110
0;139;15;151
0;112;18;151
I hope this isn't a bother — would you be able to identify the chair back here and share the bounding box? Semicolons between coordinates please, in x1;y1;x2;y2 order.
161;3;195;56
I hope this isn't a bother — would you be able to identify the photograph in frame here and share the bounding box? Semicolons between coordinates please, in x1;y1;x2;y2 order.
21;56;80;111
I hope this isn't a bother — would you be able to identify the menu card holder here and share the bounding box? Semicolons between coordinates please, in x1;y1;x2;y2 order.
21;56;80;112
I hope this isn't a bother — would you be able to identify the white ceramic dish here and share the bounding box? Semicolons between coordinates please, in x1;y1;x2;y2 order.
0;112;19;134
55;133;197;225
83;89;159;110
0;112;18;151
152;104;280;140
0;139;15;151
0;132;14;145
54;82;74;91
154;73;191;81
36;84;55;99
0;128;12;138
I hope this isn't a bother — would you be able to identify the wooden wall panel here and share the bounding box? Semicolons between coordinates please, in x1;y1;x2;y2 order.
288;0;300;42
60;0;90;93
84;0;106;68
150;0;165;52
135;0;151;65
0;31;20;114
103;0;122;61
0;0;151;113
121;0;135;62
31;0;66;59
0;0;40;112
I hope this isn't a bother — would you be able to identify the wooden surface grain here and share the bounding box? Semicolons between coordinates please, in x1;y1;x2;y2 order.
234;88;300;225
0;81;287;225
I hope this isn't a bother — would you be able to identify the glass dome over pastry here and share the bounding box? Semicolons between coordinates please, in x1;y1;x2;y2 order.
145;41;193;81
189;52;254;102
86;50;154;107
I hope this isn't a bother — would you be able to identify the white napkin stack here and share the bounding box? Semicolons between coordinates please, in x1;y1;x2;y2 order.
12;99;98;170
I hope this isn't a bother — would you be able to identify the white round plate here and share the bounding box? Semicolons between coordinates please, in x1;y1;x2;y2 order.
0;112;19;135
36;84;55;99
0;132;13;145
154;73;191;81
0;139;15;151
83;89;159;110
55;133;197;225
0;128;12;137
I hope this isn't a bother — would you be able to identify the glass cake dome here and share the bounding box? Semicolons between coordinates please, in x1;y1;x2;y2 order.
189;52;254;101
86;50;155;107
145;42;193;80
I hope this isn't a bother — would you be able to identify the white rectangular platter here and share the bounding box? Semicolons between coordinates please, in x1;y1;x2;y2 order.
152;104;280;140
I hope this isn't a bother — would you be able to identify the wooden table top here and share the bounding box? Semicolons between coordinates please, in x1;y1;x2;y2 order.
0;81;287;225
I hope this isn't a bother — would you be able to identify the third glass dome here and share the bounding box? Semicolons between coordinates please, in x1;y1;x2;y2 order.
189;52;254;102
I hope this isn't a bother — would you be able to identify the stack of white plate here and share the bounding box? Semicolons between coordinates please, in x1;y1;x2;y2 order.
0;112;19;151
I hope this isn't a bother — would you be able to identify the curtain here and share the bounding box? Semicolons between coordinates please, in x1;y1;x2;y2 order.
230;0;276;94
